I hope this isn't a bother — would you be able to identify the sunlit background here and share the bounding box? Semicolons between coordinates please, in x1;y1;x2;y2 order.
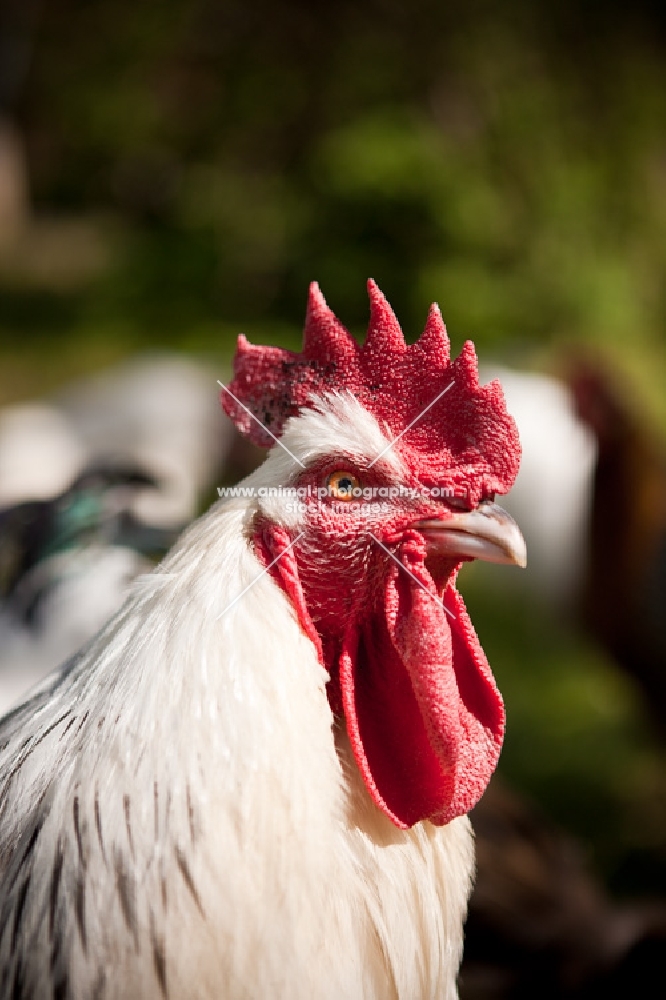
1;1;665;993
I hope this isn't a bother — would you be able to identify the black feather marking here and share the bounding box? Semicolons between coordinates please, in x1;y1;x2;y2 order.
123;794;134;860
0;712;71;814
174;846;203;916
3;817;43;899
11;957;26;1000
49;839;64;939
75;711;89;736
186;785;197;845
50;913;65;975
60;715;77;740
11;876;30;954
27;711;72;752
150;911;168;998
19;818;43;869
73;794;86;870
114;847;139;951
49;854;68;994
53;971;69;1000
91;967;106;1000
74;873;87;953
2;734;32;784
159;858;168;912
94;789;107;866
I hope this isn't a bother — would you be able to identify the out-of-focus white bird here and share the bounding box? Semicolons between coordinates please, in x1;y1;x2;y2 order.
0;283;526;1000
58;353;238;527
479;366;597;609
0;354;242;714
0;403;86;507
1;353;238;522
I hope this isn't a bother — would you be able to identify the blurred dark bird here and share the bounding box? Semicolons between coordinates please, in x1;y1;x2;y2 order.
462;779;666;1000
466;360;666;996
0;462;181;714
566;361;666;741
0;461;174;621
482;359;666;740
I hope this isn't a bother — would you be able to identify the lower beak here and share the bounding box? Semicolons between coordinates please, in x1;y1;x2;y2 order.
414;502;527;568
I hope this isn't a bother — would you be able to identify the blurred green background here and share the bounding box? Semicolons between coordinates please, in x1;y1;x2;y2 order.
1;0;665;902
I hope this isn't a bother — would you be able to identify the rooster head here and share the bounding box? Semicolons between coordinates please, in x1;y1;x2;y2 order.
222;280;525;830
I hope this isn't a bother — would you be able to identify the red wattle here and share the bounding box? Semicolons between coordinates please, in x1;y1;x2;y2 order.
338;535;505;828
256;524;505;830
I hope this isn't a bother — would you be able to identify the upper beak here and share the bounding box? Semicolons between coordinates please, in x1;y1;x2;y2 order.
414;501;527;568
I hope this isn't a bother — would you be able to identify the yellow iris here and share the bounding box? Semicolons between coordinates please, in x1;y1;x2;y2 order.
327;470;361;501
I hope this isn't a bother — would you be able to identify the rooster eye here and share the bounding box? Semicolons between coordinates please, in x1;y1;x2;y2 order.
327;470;361;501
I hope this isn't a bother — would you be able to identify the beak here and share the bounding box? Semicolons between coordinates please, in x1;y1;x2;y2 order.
414;501;527;568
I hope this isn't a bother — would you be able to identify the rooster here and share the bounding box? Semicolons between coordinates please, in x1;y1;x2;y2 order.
0;281;525;1000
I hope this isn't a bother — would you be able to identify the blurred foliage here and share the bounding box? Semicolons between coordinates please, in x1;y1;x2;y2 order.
0;2;664;382
463;567;666;898
1;0;666;897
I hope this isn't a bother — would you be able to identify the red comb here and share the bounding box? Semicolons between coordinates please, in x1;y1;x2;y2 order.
222;280;520;500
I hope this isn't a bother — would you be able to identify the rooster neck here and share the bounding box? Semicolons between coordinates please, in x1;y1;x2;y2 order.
0;494;472;1000
334;720;474;998
0;498;350;998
